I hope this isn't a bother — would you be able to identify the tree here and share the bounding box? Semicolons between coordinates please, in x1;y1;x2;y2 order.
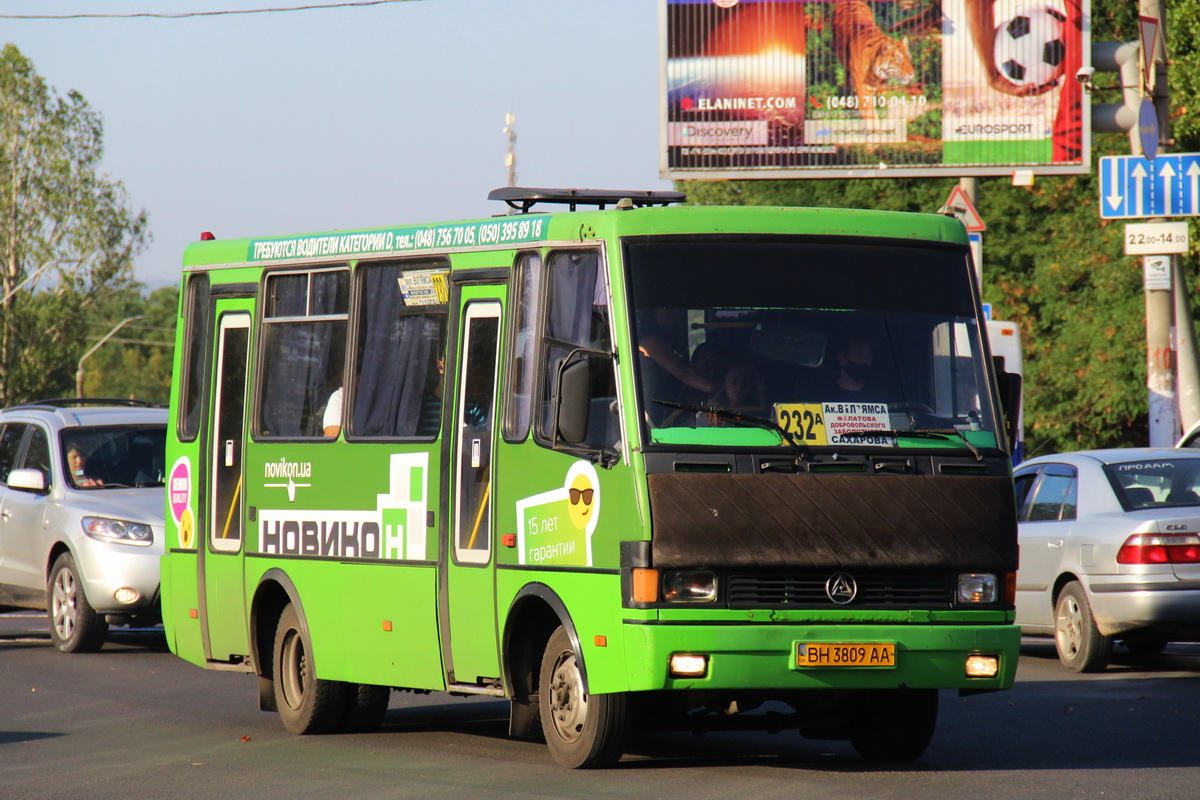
0;44;149;405
677;0;1199;456
79;286;177;404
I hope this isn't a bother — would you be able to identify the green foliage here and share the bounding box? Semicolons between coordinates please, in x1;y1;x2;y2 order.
676;1;1200;457
0;44;149;405
80;287;177;404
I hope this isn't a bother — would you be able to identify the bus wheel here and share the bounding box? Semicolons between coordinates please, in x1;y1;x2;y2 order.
849;689;938;762
273;604;349;734
538;626;626;769
341;684;390;732
48;552;108;653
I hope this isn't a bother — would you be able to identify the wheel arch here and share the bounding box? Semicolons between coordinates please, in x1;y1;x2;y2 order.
44;541;73;582
503;582;585;688
1051;572;1082;606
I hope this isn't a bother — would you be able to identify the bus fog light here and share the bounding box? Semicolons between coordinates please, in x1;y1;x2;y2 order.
958;573;998;604
669;653;708;678
662;571;717;603
965;653;999;678
114;587;140;605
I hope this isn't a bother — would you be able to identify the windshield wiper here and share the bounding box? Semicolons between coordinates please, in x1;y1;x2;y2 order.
652;399;807;460
837;428;982;461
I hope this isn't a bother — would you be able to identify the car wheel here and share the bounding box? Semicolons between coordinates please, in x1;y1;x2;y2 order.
539;626;627;769
48;552;108;653
272;603;350;734
1054;582;1111;672
850;689;939;762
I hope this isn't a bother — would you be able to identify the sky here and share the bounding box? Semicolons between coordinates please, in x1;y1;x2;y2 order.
6;0;674;288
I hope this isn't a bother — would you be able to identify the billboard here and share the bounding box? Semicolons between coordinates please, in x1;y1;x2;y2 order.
660;0;1089;179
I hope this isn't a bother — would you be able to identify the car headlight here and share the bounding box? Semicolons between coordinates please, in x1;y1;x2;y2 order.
957;573;999;604
81;516;154;547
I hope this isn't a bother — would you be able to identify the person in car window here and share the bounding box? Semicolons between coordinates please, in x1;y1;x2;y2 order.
65;444;104;488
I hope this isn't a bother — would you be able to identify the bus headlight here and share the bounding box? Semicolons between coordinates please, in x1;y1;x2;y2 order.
82;516;154;546
662;571;717;603
957;573;998;604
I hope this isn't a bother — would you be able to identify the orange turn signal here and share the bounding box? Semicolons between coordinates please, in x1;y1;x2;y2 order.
632;568;659;603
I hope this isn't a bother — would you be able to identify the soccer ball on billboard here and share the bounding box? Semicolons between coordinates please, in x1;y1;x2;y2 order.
992;4;1068;89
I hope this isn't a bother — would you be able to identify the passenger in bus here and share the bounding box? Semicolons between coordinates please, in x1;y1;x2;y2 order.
699;363;766;425
322;387;343;437
824;336;878;400
65;443;104;488
637;308;713;421
415;356;445;436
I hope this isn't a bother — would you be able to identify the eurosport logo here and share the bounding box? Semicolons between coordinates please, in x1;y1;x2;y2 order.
667;121;768;146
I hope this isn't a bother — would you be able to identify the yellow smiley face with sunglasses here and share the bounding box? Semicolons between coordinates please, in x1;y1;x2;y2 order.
567;473;596;530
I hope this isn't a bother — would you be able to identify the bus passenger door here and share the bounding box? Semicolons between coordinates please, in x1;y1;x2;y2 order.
446;292;503;685
202;311;252;662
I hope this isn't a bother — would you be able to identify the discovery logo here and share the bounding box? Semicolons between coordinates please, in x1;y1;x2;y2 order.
667;121;768;146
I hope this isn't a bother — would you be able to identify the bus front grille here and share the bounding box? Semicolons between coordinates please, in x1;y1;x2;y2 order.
726;572;952;609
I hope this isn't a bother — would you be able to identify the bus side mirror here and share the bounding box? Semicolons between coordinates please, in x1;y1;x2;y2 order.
993;356;1022;453
556;357;592;445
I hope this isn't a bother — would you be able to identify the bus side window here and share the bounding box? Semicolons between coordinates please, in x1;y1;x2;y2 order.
350;261;448;439
537;250;618;452
257;268;349;439
504;251;541;442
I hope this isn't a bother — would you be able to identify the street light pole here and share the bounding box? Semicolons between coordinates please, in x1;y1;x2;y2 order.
1;258;81;305
76;315;143;398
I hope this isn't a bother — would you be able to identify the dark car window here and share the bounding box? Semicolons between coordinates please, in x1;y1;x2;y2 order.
0;423;28;483
1014;470;1038;520
1104;457;1200;510
1026;466;1077;522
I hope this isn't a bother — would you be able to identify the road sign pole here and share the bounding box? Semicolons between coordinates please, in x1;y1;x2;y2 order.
1139;0;1187;446
1174;256;1200;432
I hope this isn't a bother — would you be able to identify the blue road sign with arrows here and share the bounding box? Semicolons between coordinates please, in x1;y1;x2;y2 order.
1100;154;1200;219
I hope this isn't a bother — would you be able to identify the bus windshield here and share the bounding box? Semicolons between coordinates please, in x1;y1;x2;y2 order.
626;238;999;449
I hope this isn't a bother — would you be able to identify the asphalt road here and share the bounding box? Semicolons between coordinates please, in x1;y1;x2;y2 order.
2;610;1199;800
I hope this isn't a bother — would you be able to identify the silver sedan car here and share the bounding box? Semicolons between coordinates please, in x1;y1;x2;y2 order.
1014;449;1200;671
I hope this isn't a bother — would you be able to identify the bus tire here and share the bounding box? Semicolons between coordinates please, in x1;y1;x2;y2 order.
273;603;349;734
538;626;626;769
849;689;938;762
341;684;390;732
48;552;108;653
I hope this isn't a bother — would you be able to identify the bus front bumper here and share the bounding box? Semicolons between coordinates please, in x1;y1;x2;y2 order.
621;621;1020;693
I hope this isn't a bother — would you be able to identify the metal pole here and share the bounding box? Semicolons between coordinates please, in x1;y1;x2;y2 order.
1141;0;1177;446
76;315;143;398
0;258;80;305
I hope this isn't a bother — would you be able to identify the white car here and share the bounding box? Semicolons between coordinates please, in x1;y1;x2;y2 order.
0;400;167;652
1013;449;1200;671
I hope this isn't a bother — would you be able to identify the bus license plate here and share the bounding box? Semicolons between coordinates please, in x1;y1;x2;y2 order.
796;642;895;668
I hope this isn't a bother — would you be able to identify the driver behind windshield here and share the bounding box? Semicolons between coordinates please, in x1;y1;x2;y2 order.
65;443;105;488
